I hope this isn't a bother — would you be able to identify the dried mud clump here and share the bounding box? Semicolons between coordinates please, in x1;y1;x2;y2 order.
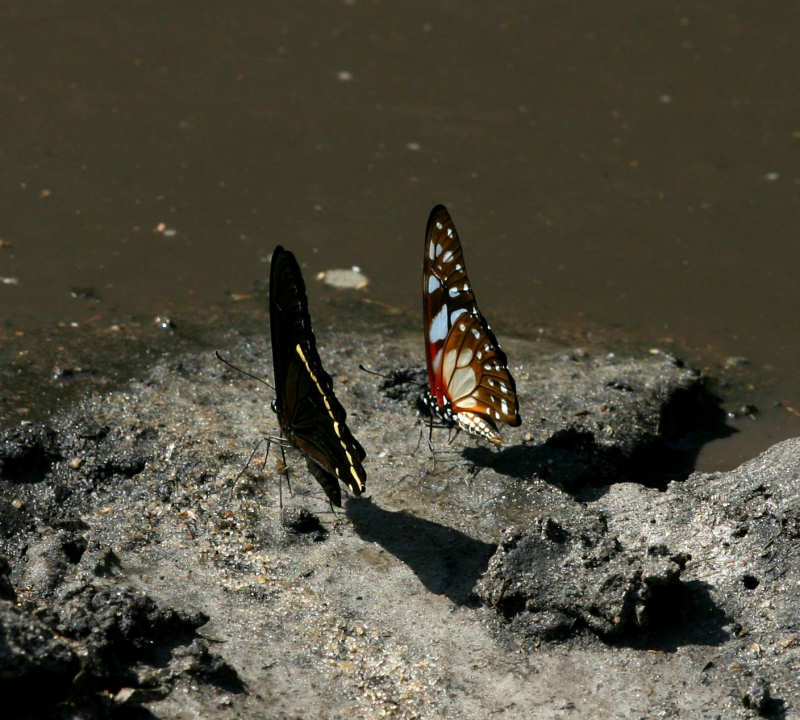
0;572;243;715
477;514;690;642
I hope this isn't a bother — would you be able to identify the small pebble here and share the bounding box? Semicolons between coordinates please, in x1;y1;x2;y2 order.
731;404;758;418
317;268;369;290
154;315;176;331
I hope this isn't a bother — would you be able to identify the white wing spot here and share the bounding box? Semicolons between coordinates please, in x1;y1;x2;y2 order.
427;275;440;293
450;366;478;400
428;242;435;260
462;283;469;292
501;399;509;414
484;344;491;352
435;221;443;229
487;378;495;387
455;264;462;271
442;250;453;263
494;411;500;419
432;347;443;373
476;351;483;360
448;286;460;298
471;328;480;339
458;322;466;332
450;308;466;324
443;348;457;384
446;228;453;238
499;382;508;393
429;305;448;343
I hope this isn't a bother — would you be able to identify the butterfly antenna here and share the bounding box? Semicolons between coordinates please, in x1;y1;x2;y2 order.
358;363;392;380
215;350;273;390
235;438;264;482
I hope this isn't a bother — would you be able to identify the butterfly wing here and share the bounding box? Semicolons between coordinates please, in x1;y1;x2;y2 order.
422;205;521;443
269;246;367;504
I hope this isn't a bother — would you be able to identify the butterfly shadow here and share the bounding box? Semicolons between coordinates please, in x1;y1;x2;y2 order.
461;377;734;497
463;436;626;501
345;496;496;606
464;426;734;502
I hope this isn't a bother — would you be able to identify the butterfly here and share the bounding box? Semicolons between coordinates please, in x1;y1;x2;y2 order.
421;205;521;444
269;245;367;506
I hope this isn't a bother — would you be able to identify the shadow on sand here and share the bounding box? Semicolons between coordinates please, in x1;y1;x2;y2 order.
346;496;495;606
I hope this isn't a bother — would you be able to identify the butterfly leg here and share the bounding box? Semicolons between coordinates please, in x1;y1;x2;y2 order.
278;439;292;509
427;414;439;471
261;436;282;509
447;426;462;445
414;423;423;453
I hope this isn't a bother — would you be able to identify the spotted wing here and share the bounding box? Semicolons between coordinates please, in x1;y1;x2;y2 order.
422;205;521;438
269;245;366;504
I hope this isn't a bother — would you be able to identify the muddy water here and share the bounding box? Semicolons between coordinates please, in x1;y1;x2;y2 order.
1;1;799;470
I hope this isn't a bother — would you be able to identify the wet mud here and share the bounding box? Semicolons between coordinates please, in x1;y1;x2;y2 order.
0;325;797;718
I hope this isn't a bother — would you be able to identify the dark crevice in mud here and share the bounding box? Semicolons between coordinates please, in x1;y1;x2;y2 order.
0;424;61;484
61;535;88;565
94;454;148;481
367;365;427;406
493;576;732;651
742;680;787;720
607;579;732;652
281;506;329;541
347;497;496;606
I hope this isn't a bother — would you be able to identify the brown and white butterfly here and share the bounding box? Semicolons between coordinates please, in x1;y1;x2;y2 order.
421;204;521;444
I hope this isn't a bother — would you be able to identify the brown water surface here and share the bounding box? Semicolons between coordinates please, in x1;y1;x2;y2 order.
2;1;799;470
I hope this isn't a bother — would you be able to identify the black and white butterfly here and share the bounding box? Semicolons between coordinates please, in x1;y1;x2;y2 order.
421;205;521;444
269;245;367;506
